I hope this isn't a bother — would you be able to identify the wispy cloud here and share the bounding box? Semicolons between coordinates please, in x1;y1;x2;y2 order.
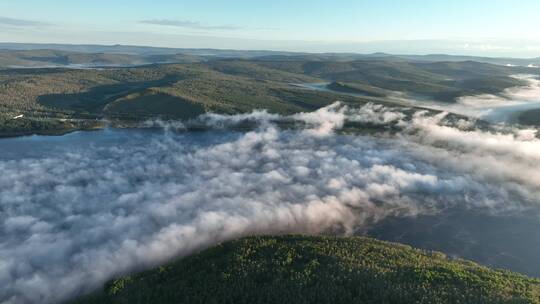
140;19;241;30
0;16;51;27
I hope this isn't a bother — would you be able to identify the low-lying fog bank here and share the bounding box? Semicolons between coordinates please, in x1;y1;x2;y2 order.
1;103;540;303
450;74;540;124
402;74;540;125
300;75;540;126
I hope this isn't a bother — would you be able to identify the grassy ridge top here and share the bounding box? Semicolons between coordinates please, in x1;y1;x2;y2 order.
72;235;540;304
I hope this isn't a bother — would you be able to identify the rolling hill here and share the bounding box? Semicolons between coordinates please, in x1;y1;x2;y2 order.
250;59;536;102
71;235;540;304
0;49;202;68
1;51;539;136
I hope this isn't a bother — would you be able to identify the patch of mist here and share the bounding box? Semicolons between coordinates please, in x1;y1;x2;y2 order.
399;75;540;124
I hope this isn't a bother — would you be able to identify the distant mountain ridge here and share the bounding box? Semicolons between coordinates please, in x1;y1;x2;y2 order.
0;49;201;68
0;42;300;57
1;43;539;68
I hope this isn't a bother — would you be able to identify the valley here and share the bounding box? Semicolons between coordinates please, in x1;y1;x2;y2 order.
2;52;540;138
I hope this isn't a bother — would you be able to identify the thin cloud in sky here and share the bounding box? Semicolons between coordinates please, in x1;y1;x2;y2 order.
140;19;241;30
0;16;51;27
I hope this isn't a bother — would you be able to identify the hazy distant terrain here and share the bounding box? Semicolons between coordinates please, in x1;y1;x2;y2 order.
1;44;539;137
1;42;540;68
0;49;201;68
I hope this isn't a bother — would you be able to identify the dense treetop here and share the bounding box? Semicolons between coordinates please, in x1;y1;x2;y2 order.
72;235;540;304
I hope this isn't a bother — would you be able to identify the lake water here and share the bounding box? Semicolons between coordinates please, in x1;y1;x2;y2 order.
0;128;240;160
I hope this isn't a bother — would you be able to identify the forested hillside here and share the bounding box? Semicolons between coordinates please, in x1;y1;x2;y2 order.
1;56;538;136
72;235;540;304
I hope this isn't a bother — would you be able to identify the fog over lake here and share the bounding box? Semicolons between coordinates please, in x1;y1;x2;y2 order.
1;103;540;303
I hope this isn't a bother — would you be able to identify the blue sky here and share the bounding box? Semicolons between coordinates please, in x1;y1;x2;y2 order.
1;0;540;57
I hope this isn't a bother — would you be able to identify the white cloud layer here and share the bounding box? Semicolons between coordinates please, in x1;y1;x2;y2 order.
1;103;540;303
402;75;540;124
0;16;51;27
139;19;241;31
